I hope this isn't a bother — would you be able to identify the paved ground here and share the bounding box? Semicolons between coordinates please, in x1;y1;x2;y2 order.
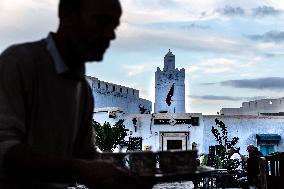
73;182;195;189
153;181;194;189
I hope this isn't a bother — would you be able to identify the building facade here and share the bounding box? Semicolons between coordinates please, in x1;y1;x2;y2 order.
90;50;284;157
93;111;284;156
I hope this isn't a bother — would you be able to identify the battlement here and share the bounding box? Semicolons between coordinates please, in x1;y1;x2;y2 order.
155;67;185;85
86;76;139;99
220;97;284;115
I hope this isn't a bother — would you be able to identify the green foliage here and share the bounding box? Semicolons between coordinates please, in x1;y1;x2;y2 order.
92;119;127;152
211;118;240;170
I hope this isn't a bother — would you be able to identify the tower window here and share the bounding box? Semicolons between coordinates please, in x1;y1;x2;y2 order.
120;88;122;93
98;82;100;89
133;90;135;95
106;84;108;90
113;86;115;92
127;89;129;94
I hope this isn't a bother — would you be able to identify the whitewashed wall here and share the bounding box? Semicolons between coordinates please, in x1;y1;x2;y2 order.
86;76;152;114
202;115;284;155
221;98;284;116
93;111;284;156
154;51;185;113
93;112;205;152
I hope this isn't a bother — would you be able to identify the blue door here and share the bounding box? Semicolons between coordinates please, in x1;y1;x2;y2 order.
260;145;275;156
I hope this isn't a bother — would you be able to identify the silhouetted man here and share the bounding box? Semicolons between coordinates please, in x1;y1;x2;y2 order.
246;144;263;189
0;0;150;188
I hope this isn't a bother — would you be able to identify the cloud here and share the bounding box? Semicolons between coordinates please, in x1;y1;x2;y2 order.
0;0;57;51
186;58;259;76
220;77;284;90
264;52;284;58
180;23;210;30
245;30;284;44
216;6;245;17
145;22;211;31
129;0;179;10
189;95;244;101
252;6;283;17
189;95;268;101
123;62;160;77
214;5;283;18
115;24;257;58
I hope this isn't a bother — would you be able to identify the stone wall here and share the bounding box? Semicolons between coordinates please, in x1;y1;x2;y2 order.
220;98;284;115
86;76;152;114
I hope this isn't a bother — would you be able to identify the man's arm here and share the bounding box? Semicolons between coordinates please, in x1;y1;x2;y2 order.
4;143;78;183
5;143;152;189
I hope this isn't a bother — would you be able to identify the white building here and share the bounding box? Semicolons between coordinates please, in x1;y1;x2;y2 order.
90;50;284;156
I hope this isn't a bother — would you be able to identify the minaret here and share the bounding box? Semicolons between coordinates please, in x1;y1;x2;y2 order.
154;50;185;113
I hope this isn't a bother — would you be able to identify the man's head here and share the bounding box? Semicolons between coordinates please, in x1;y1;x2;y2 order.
57;0;122;62
247;144;255;153
228;147;236;156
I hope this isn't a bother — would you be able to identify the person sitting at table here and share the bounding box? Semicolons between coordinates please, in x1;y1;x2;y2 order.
200;146;222;169
228;147;243;170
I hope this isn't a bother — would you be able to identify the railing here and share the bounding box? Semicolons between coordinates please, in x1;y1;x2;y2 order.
193;168;247;189
260;153;284;189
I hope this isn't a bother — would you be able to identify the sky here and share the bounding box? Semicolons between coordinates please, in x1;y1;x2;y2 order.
1;0;284;114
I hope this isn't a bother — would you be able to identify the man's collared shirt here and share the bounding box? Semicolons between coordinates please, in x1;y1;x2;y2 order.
0;35;95;188
45;33;85;76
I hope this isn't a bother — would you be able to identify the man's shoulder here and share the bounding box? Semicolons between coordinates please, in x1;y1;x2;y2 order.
1;40;46;58
0;39;48;71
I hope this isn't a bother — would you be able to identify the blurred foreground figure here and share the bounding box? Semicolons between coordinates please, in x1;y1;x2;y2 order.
0;0;150;188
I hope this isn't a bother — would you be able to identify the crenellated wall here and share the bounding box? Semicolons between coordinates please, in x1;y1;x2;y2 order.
221;98;284;115
86;76;152;114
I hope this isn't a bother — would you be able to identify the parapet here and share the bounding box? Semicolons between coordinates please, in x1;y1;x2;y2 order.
86;76;139;98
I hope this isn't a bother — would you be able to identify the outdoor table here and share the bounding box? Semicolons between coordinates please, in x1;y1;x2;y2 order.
72;166;215;189
141;166;215;184
209;168;245;188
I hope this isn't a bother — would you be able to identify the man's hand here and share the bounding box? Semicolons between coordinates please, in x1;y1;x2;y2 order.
75;159;153;189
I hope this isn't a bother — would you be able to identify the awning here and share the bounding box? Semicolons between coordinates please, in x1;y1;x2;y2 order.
256;134;281;142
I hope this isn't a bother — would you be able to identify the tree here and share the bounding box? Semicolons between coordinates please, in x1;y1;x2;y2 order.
211;118;240;170
92;119;128;152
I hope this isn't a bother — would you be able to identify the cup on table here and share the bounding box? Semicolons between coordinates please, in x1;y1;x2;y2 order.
128;151;157;176
99;152;127;167
158;150;197;174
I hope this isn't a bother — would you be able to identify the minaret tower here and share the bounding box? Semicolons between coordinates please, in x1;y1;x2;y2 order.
154;50;185;113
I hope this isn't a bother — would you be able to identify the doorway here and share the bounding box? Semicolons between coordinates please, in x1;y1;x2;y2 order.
160;132;189;151
167;140;183;150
